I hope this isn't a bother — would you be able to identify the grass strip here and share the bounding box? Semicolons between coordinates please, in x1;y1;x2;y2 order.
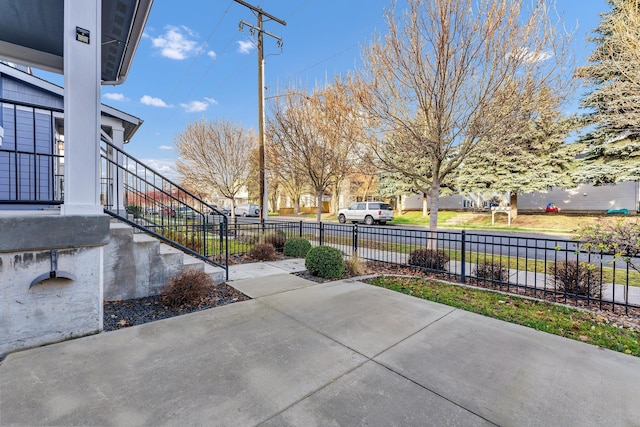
368;275;640;357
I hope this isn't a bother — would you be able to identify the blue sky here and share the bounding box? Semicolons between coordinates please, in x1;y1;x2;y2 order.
39;0;611;178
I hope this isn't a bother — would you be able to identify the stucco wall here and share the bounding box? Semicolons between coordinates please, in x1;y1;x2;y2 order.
0;214;109;357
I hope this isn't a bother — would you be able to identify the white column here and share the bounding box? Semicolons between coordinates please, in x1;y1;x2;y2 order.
110;124;126;212
61;0;102;215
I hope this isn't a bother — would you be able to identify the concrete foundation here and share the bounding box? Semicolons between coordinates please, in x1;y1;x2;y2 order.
0;213;109;357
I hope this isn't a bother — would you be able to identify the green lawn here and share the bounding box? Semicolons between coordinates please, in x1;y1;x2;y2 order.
368;275;640;357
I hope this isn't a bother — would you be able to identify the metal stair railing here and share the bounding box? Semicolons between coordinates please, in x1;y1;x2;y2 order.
100;139;229;280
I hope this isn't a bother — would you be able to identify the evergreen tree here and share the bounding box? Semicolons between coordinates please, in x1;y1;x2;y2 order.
574;0;640;184
456;86;580;217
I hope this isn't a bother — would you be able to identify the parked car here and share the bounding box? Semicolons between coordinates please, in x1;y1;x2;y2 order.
234;203;260;217
338;201;394;225
177;206;196;219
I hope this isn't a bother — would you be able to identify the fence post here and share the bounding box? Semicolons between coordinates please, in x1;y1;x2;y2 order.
353;223;358;254
460;230;466;284
319;221;324;246
299;220;303;238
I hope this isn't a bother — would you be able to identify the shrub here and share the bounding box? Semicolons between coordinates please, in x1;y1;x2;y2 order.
162;269;214;307
547;260;604;297
249;243;278;261
264;230;287;252
473;261;509;282
126;204;143;217
407;249;450;272
236;232;258;245
161;229;203;252
283;237;312;258
305;246;345;279
345;253;365;277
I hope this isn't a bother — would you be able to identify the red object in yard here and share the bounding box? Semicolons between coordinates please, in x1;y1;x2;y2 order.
546;203;559;213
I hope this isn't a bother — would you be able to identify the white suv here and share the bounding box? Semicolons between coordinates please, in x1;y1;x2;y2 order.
338;201;394;225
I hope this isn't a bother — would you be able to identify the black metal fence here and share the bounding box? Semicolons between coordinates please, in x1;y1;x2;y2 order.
227;219;639;313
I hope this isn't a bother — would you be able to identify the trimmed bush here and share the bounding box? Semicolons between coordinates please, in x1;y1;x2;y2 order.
407;249;450;272
249;243;278;261
305;246;345;279
547;260;604;297
264;230;287;252
162;269;214;307
473;262;509;282
283;237;312;258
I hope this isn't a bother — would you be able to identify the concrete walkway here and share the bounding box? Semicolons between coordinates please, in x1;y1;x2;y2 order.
1;260;639;426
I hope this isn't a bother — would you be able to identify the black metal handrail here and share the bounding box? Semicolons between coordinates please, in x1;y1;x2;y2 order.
100;139;229;279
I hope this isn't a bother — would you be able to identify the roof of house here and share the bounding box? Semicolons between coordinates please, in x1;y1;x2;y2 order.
0;0;153;85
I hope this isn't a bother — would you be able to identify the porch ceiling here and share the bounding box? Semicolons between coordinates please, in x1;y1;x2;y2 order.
0;0;153;85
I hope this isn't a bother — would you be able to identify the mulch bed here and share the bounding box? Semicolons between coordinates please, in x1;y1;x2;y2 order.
103;283;249;332
104;256;640;332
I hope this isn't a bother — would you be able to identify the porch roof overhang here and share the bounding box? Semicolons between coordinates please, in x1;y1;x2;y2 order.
0;0;153;85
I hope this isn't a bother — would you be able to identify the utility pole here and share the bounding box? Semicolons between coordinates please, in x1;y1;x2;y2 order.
235;0;285;223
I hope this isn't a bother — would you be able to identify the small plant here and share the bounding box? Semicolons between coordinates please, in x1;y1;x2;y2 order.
473;261;509;282
407;249;450;272
249;243;278;261
236;232;258;245
264;230;287;251
283;237;312;257
126;204;143;217
547;260;604;297
305;246;345;279
162;269;214;307
345;253;365;277
162;229;203;252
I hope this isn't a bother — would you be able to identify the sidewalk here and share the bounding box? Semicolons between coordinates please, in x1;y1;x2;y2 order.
2;260;639;426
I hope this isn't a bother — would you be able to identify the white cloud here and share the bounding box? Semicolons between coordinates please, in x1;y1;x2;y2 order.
150;25;199;60
237;40;255;54
159;145;173;150
142;159;178;180
207;50;217;59
140;95;169;107
103;93;126;101
180;100;209;113
510;47;553;64
204;97;218;105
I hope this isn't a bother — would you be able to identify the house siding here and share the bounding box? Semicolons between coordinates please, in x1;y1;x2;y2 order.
518;181;639;213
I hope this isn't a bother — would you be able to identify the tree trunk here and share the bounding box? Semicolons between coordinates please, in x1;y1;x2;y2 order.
428;179;440;250
330;182;340;216
293;197;300;215
316;188;323;223
422;192;428;217
510;191;518;220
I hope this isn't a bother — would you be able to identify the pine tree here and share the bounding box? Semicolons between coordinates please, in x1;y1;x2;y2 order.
574;0;640;184
456;86;580;217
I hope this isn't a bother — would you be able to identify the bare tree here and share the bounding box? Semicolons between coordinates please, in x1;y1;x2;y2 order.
268;80;361;222
353;0;572;231
175;119;256;217
607;0;640;88
265;137;308;214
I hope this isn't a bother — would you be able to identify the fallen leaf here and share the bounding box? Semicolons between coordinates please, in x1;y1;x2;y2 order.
579;335;589;342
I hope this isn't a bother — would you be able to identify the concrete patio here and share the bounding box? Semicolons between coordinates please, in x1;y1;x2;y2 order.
1;259;639;426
